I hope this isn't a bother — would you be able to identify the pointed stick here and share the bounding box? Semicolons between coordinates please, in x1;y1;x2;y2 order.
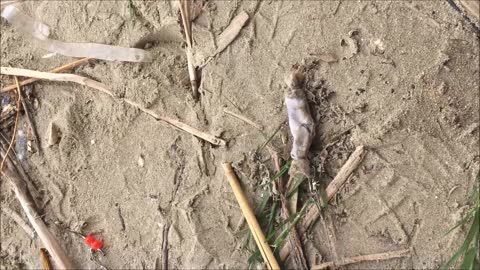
178;0;199;100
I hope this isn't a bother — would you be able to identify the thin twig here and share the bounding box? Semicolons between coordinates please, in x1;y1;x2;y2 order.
162;223;170;270
0;68;225;146
222;162;280;270
260;120;285;150
1;57;91;93
0;76;21;171
178;0;199;100
1;206;35;238
19;86;41;153
224;108;263;131
311;248;411;270
0;147;73;269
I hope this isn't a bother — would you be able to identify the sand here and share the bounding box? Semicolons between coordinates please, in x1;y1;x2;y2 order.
0;1;479;269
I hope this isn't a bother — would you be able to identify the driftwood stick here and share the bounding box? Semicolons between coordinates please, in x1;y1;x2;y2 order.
222;162;280;270
0;68;225;146
311;248;411;270
0;149;73;269
1;58;91;93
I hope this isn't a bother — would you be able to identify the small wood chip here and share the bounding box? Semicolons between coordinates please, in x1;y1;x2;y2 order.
46;122;59;147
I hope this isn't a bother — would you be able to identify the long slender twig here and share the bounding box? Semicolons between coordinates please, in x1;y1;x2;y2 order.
0;77;21;171
2;57;91;93
19;86;41;153
162;223;170;270
311;248;411;270
224;108;264;131
178;0;199;100
1;206;35;238
300;145;366;232
0;67;225;146
0;145;73;269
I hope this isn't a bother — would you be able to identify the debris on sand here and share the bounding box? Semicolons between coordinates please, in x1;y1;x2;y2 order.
284;65;314;192
1;5;152;62
46;122;60;147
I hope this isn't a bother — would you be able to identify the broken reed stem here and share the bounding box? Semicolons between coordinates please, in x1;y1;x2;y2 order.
0;77;21;172
0;150;73;269
19;88;41;153
178;0;199;100
270;151;308;269
1;57;91;93
300;145;366;232
311;248;411;270
162;223;170;270
279;145;366;261
0;67;225;146
224;109;264;131
222;162;280;270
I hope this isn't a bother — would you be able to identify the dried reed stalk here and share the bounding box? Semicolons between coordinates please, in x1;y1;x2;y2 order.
311;248;411;269
0;67;225;146
0;76;21;171
300;145;365;232
222;162;280;270
0;147;73;269
178;0;199;100
2;57;91;93
271;151;308;269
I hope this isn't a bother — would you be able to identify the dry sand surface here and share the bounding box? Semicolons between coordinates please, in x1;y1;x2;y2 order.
0;1;479;269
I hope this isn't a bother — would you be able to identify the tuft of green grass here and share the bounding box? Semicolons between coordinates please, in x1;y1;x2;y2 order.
441;172;480;270
244;159;314;269
247;200;313;268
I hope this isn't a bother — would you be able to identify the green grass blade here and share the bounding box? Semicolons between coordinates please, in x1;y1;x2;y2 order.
266;202;278;236
441;210;480;270
271;200;312;249
443;210;475;237
259;160;291;188
459;248;477;270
